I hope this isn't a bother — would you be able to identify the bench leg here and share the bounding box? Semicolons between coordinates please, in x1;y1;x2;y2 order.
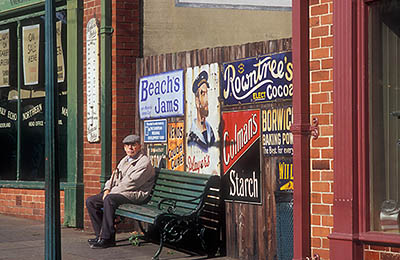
152;230;165;260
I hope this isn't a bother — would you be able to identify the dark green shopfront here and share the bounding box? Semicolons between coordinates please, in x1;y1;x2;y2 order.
0;0;84;227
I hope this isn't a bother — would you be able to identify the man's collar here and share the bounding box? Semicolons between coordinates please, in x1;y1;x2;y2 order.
126;151;142;162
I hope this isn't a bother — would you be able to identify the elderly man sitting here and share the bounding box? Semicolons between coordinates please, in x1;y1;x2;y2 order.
86;134;155;249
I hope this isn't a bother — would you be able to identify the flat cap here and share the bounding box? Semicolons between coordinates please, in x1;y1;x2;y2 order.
122;134;140;144
192;70;209;94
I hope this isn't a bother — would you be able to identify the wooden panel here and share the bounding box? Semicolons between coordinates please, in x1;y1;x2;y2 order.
136;38;292;260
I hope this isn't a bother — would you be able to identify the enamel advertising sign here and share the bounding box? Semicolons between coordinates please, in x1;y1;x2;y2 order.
139;70;184;119
144;119;167;143
147;143;167;168
262;104;293;156
277;159;293;191
221;109;261;204
167;121;185;171
185;63;220;175
221;52;293;106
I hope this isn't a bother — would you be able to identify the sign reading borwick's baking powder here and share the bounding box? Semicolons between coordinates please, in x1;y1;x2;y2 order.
139;70;184;119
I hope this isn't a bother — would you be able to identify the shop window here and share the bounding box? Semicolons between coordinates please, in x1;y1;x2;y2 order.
0;23;17;180
0;11;67;182
369;0;400;233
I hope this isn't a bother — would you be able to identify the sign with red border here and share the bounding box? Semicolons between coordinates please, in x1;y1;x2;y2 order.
221;109;261;204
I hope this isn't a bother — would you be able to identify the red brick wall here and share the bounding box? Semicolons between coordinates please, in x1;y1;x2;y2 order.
82;0;103;231
309;0;334;259
310;1;400;259
82;0;141;230
364;245;400;260
111;0;141;164
0;188;65;222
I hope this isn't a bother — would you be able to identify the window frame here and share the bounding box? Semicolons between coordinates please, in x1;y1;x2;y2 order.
0;7;69;187
358;0;400;245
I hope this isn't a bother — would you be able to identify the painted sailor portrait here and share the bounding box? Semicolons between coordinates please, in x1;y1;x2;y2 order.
187;70;216;152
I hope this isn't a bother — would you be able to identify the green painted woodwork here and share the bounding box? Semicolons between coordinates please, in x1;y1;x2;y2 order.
0;0;64;15
100;0;112;188
0;6;66;23
63;183;84;227
0;0;43;15
0;180;69;189
16;21;21;181
0;0;82;231
44;0;61;257
63;0;83;228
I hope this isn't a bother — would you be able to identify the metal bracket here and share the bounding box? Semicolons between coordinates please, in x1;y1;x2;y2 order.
99;26;114;35
391;111;400;119
309;117;319;140
306;254;320;260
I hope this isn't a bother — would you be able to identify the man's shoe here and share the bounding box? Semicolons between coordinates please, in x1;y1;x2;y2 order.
87;237;99;246
90;238;116;249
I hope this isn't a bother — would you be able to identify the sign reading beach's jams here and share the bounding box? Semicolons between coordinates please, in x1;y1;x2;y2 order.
139;70;184;119
262;105;293;156
222;109;261;204
221;52;293;105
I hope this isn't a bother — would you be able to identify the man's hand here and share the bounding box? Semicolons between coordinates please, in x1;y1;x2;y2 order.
103;190;110;200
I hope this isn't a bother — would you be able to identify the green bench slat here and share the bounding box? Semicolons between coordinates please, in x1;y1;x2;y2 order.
157;169;212;180
155;179;206;192
118;204;159;216
153;190;201;204
153;186;203;198
150;196;201;211
157;175;210;186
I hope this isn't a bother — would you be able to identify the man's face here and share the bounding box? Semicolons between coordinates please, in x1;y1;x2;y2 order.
124;142;141;157
196;83;209;118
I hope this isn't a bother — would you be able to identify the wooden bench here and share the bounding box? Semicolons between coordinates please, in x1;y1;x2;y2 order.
115;168;222;260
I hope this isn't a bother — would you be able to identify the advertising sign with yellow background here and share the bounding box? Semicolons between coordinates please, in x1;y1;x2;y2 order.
167;121;184;171
277;159;293;191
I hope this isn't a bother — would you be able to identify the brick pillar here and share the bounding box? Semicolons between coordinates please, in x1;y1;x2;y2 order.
308;0;334;259
83;0;103;231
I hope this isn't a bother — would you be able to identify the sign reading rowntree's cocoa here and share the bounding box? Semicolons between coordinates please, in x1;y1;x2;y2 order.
221;109;261;204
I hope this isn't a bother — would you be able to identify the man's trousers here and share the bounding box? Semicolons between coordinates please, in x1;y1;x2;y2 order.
86;193;131;240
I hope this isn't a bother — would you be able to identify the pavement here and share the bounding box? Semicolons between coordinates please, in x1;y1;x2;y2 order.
0;214;233;260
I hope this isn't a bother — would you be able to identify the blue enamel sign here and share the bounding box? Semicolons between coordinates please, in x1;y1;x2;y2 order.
221;52;293;106
139;70;184;119
144;119;167;143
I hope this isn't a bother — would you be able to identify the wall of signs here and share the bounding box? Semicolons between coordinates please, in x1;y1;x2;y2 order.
138;51;293;202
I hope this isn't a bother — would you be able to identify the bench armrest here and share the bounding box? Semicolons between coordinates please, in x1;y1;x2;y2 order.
157;194;204;214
